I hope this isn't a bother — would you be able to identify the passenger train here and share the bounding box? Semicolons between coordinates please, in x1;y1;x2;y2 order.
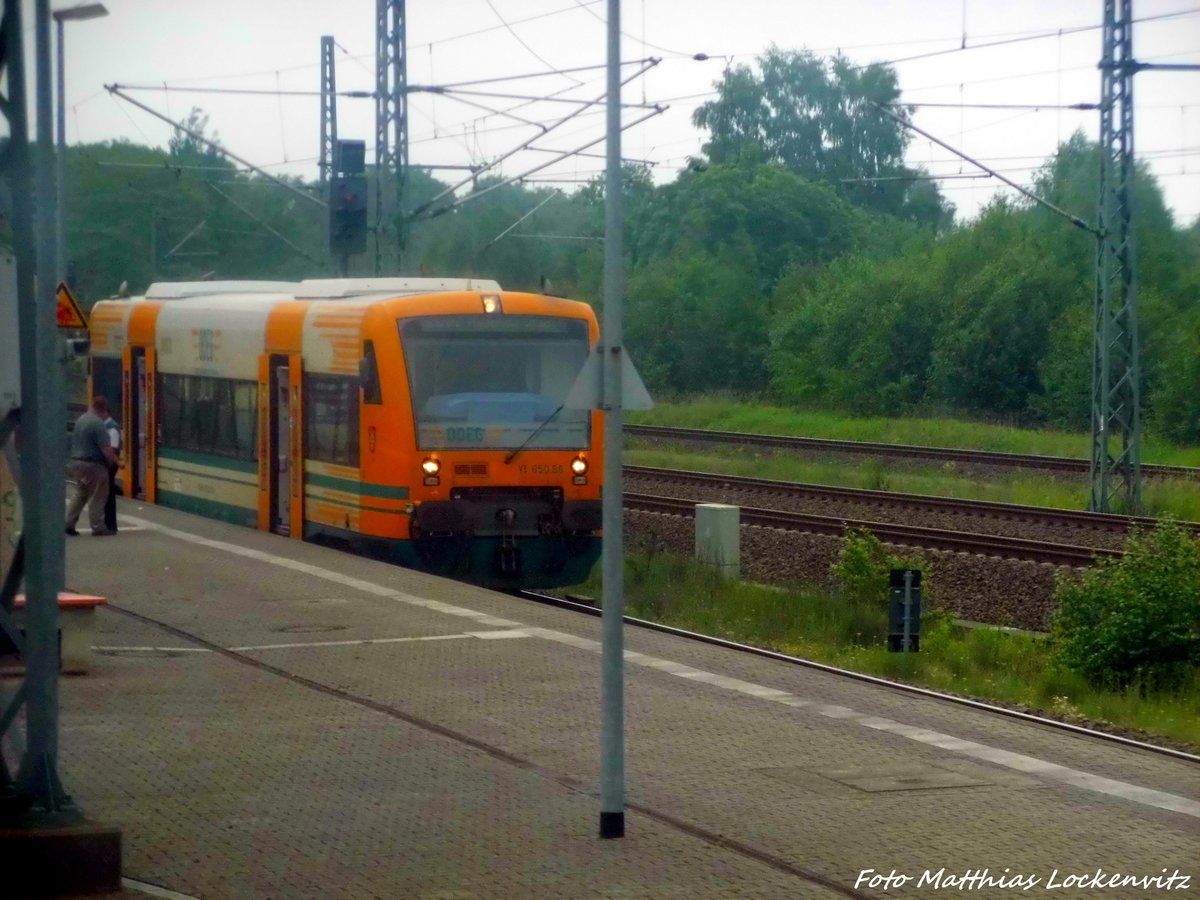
87;278;603;588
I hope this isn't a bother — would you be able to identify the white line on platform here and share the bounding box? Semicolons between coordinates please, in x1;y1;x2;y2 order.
94;631;530;654
121;877;201;900
120;514;1200;821
93;645;211;653
228;631;529;651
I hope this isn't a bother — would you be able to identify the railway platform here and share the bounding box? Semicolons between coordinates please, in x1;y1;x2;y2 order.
47;499;1200;898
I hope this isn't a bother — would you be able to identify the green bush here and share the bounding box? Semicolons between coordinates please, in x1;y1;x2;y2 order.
832;527;928;606
1051;522;1200;689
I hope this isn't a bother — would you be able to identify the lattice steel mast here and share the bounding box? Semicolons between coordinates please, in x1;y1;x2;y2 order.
1090;0;1141;514
319;35;337;188
375;0;407;275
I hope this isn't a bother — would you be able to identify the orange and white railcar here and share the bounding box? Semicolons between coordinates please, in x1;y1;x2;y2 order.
89;278;603;587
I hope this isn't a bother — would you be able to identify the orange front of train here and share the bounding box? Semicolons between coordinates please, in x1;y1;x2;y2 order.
354;287;604;587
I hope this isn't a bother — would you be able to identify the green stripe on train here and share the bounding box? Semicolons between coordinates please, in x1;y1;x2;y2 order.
157;489;258;528
157;448;408;499
306;471;409;500
158;446;258;474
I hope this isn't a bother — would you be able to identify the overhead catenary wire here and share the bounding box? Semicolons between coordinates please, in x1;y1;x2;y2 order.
92;4;1200;229
412;0;605;53
436;70;612;137
435;91;551;132
904;48;1200;94
424;106;667;218
869;100;1095;234
485;0;584;86
897;101;1099;110
105;85;327;209
484;189;563;249
571;0;695;58
851;7;1200;71
206;183;323;264
132;2;1185;93
146;0;607;88
109;83;375;99
416;58;660;213
422;86;660;110
433;58;653;90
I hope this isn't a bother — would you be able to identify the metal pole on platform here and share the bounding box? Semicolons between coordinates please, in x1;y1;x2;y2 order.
598;0;625;840
15;0;75;820
54;15;65;283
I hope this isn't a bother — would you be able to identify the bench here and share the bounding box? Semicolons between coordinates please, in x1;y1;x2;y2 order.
3;592;107;675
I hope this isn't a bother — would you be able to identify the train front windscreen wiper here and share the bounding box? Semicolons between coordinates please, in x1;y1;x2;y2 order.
503;403;565;465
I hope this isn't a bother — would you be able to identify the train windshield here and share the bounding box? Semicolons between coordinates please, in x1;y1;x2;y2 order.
399;315;591;450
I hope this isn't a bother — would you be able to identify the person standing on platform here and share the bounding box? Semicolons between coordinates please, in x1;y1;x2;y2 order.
102;408;121;533
65;396;117;537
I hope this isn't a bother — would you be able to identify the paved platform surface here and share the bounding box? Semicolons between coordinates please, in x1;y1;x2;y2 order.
41;499;1200;898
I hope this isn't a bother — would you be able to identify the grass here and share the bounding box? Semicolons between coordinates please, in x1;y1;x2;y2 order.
626;445;1200;521
577;553;1200;749
629;395;1200;468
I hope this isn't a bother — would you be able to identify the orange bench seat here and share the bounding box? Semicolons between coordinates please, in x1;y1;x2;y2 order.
12;592;107;609
6;592;107;674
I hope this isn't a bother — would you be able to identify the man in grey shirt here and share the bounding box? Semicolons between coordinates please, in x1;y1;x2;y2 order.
66;396;117;536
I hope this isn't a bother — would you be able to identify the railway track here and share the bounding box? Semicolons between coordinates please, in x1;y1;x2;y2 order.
519;590;1200;764
625;491;1118;567
63;402;1185;565
625;465;1200;552
627;423;1200;481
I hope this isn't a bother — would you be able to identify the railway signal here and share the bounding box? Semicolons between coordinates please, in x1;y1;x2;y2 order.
329;139;368;263
330;174;368;258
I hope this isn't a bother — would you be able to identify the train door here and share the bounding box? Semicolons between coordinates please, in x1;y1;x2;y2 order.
128;347;147;500
270;359;291;535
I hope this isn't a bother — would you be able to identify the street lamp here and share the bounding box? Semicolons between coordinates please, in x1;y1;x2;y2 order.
53;2;108;285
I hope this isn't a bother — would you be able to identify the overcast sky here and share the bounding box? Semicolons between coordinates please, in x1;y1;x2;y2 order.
14;0;1200;225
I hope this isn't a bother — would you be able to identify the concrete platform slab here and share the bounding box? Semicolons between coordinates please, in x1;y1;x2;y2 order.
42;498;1200;898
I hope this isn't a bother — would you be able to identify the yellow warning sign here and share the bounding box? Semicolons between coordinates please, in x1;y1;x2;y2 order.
56;281;87;331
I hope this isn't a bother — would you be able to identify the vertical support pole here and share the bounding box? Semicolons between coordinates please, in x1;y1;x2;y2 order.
1090;0;1141;514
54;16;66;284
374;0;407;275
598;0;625;841
15;0;75;821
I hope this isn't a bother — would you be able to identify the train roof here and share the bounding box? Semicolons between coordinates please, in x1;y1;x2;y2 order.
145;280;300;299
294;277;502;299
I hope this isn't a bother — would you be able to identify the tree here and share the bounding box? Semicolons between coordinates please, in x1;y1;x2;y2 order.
692;48;950;228
635;163;867;291
168;107;233;174
626;250;766;395
1030;132;1200;437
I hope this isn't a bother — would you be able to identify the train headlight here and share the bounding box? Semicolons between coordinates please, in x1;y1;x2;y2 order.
571;456;588;484
481;293;502;314
422;457;441;485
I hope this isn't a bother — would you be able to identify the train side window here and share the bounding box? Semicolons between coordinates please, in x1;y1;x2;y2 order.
304;374;360;466
360;341;382;405
158;374;257;460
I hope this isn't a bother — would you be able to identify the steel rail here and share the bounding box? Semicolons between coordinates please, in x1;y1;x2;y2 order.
519;590;1200;765
626;424;1200;481
626;465;1200;537
625;492;1119;567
